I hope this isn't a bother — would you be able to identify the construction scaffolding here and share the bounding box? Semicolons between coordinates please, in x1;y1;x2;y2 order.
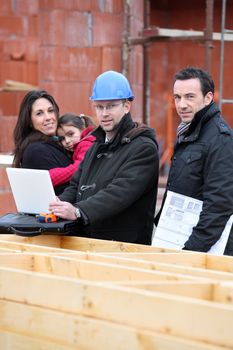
122;0;233;171
219;0;233;110
122;0;216;125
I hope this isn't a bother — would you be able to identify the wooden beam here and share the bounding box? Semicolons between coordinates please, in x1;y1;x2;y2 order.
0;330;74;350
2;252;233;303
128;27;233;45
213;282;233;304
0;234;180;253
1;248;233;283
0;253;199;282
83;253;233;281
1;300;229;350
206;254;233;273
3;80;38;91
0;235;62;247
1;267;233;347
118;281;213;300
0;238;74;253
60;236;178;253
94;252;207;267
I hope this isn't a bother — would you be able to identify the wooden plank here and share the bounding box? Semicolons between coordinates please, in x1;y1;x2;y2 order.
83;253;233;281
0;235;62;247
213;282;233;304
1;249;232;284
1;241;233;283
0;253;200;282
0;239;70;253
0;300;229;350
3;79;38;91
0;241;232;282
140;27;233;42
98;252;207;268
59;236;179;253
206;254;233;273
0;252;223;302
0;247;19;252
1;267;233;348
118;281;213;300
0;234;182;252
0;330;74;350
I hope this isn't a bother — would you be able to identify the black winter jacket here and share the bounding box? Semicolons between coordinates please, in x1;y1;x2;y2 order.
160;102;233;254
22;141;72;195
60;113;159;244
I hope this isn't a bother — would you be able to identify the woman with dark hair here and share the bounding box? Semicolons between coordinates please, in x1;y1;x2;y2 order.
49;113;96;187
13;90;72;195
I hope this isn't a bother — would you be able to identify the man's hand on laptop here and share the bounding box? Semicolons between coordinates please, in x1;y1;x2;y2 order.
49;198;78;221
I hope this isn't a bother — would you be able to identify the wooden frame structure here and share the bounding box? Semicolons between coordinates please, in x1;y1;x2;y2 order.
0;234;233;349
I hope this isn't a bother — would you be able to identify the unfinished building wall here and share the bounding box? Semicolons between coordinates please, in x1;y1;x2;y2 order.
0;0;144;214
149;0;233;157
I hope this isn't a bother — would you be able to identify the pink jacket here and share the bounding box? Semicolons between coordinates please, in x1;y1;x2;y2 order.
49;126;95;187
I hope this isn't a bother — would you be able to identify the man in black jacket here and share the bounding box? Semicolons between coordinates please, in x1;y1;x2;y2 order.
156;67;233;254
50;70;159;244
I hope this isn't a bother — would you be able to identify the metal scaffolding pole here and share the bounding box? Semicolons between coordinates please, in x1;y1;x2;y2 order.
219;0;233;110
204;0;214;72
219;0;226;111
143;0;150;125
122;0;131;77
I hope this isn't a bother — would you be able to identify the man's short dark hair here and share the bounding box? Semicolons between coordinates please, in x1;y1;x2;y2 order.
174;67;215;96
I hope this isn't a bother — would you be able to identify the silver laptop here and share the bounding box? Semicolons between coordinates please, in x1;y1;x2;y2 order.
6;168;56;214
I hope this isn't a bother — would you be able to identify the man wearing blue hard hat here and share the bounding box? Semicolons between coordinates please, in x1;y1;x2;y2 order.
50;70;159;244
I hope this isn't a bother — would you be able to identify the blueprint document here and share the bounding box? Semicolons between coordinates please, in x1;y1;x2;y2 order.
152;190;233;255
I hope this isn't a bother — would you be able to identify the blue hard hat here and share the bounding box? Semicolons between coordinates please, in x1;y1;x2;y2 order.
90;70;134;101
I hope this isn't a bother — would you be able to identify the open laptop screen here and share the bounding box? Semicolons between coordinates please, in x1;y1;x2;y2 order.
6;168;56;215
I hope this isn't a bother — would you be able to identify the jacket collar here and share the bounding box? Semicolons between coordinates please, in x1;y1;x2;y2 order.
80;125;95;139
92;113;134;144
92;112;158;150
179;102;220;143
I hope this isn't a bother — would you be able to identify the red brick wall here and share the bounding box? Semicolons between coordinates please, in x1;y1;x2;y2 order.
0;0;144;214
0;0;39;87
0;0;144;153
37;0;143;118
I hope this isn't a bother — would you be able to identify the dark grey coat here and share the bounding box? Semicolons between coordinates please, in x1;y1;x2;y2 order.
60;113;159;244
159;102;233;254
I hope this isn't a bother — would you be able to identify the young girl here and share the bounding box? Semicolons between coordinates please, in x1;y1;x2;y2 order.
49;113;96;187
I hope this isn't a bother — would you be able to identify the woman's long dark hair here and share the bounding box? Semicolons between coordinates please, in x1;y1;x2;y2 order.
13;90;59;167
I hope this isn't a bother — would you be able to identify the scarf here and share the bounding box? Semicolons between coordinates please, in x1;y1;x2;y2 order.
176;121;191;143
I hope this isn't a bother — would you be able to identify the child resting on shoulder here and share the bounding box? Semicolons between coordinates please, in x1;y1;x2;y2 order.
49;113;96;187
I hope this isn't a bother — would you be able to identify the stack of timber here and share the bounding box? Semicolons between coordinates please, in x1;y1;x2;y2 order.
2;80;38;91
0;234;233;349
